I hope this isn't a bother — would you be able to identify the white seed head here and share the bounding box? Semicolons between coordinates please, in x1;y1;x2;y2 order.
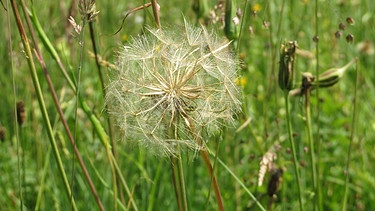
106;19;241;156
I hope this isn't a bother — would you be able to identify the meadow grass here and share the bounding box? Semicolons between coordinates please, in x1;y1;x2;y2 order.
1;0;374;210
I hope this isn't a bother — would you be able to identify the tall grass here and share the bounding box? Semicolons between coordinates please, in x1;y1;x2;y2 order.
1;0;374;210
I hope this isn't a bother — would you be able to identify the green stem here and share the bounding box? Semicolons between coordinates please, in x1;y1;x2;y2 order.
35;147;52;211
7;1;23;209
177;151;188;211
314;0;322;210
213;154;266;211
342;58;359;211
10;1;78;210
23;2;104;209
88;16;119;211
170;156;183;211
284;92;304;211
304;89;317;210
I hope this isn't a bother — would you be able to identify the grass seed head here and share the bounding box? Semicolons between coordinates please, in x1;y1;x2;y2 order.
16;101;26;126
106;19;241;156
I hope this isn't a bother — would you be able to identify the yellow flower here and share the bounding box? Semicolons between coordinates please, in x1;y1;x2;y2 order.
122;34;128;42
236;77;247;86
252;4;261;12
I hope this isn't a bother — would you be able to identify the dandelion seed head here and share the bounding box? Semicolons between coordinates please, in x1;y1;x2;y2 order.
106;19;241;156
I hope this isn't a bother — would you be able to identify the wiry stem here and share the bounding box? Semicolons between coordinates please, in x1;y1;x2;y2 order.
342;58;359;210
284;92;304;211
304;87;317;211
168;117;187;211
88;17;120;210
170;156;183;210
10;1;78;209
7;0;23;208
314;0;322;210
22;1;104;210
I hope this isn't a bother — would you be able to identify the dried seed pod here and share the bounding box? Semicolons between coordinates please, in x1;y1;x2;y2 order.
0;127;5;142
313;35;319;42
267;167;284;197
335;31;342;39
278;41;298;92
339;22;346;30
16;101;26;126
346;17;355;25
346;34;354;43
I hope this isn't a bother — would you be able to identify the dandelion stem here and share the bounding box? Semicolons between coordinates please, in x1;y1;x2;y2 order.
304;87;317;211
200;150;224;211
170;156;183;210
284;92;304;211
177;150;189;211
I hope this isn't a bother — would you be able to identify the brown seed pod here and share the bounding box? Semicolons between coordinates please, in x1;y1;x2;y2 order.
339;23;346;30
346;17;355;25
313;35;319;43
16;101;26;126
346;34;354;43
0;127;5;142
335;31;342;39
267;167;284;197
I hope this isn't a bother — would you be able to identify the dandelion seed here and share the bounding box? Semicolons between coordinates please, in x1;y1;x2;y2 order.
106;19;241;156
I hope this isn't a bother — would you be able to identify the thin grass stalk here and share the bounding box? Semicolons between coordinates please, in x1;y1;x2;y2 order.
235;0;249;54
168;117;187;211
20;127;25;210
29;7;76;93
16;88;24;211
10;1;78;210
186;118;223;210
20;1;105;209
72;3;87;208
147;160;163;211
211;153;266;211
304;87;317;211
88;19;119;210
7;1;23;209
34;147;51;211
284;92;304;211
342;58;359;211
314;0;322;210
30;2;135;210
80;98;139;211
177;151;188;211
170;156;183;211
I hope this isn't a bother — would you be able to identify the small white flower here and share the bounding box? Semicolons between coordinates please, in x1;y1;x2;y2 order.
106;19;241;156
